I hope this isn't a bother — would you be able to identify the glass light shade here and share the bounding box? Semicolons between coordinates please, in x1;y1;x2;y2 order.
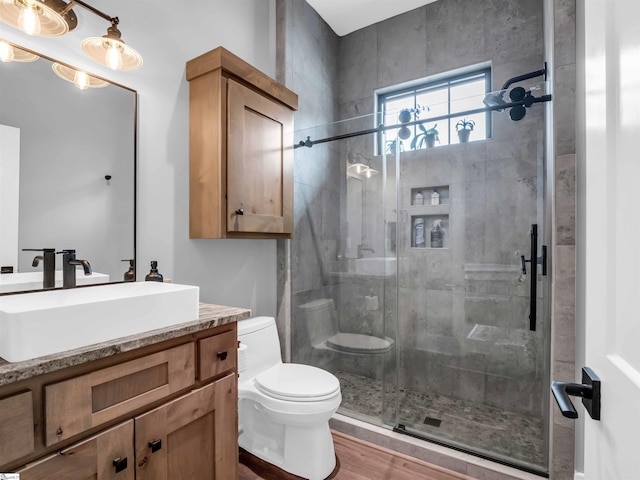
0;40;38;62
18;2;41;35
52;62;109;89
0;0;77;36
81;25;142;71
0;40;14;61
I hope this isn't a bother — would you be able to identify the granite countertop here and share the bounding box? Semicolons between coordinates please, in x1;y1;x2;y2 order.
0;303;250;387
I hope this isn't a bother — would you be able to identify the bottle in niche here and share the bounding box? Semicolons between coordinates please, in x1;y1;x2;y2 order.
430;220;443;248
414;190;424;205
414;218;426;248
431;188;440;205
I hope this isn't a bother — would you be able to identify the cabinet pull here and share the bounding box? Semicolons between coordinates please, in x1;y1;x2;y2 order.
217;351;228;361
148;439;162;453
113;457;128;473
235;208;244;215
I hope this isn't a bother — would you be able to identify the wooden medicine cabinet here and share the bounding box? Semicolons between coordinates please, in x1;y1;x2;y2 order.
186;47;298;239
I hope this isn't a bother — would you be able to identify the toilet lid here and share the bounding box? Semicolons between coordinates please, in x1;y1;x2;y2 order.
255;364;340;401
326;333;393;354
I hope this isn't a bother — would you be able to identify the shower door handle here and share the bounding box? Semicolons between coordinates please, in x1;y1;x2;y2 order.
521;224;547;331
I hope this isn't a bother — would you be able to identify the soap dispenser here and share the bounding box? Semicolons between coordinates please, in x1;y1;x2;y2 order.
121;259;135;282
145;261;164;282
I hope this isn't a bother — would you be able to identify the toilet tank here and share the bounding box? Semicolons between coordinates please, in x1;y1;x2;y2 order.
299;298;338;346
238;316;282;379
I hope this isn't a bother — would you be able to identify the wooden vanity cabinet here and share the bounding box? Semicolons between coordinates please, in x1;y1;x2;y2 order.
3;321;239;479
186;47;298;239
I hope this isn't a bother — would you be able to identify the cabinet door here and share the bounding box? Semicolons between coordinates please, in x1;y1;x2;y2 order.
18;420;134;480
227;79;293;237
135;373;237;480
0;391;34;467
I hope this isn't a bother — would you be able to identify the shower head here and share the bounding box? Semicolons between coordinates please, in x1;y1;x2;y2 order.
482;92;507;111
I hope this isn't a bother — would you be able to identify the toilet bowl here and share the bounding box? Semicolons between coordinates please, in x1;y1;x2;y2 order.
300;298;395;355
238;316;341;480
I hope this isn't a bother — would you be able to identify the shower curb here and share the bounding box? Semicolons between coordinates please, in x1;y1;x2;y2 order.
329;413;544;480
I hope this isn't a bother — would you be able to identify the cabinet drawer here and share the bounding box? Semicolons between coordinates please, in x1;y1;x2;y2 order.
198;328;236;381
0;391;34;466
45;342;195;446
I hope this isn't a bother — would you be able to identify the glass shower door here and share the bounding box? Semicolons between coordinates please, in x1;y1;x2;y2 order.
389;111;550;472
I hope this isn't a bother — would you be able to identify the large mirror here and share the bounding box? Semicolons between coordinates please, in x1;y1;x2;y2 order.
0;40;136;294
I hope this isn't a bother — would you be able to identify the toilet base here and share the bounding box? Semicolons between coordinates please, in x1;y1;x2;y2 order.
239;398;337;480
240;447;340;480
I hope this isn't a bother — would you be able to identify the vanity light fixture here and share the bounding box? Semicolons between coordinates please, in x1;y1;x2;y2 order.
0;0;142;70
52;62;109;89
0;0;77;36
0;39;38;61
81;21;142;71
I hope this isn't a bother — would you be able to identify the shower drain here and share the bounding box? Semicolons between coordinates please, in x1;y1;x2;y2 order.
423;416;442;427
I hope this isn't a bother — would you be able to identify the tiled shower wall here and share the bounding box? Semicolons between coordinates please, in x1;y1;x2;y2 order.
275;0;342;362
276;1;577;478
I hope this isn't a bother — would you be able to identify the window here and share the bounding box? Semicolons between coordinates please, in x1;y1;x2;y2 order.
378;68;491;152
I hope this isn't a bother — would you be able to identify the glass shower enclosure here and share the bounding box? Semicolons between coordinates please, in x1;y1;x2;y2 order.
290;88;551;474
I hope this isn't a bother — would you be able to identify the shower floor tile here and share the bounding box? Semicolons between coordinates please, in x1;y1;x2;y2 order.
335;371;545;469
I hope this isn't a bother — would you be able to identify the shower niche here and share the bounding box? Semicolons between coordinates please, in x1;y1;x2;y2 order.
408;185;449;249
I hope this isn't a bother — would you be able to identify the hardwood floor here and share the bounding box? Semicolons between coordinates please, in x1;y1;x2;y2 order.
239;430;475;480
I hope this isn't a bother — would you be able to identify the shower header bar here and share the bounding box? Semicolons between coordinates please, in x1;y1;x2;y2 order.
294;92;552;149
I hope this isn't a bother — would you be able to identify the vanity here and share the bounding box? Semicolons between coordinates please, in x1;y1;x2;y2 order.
0;302;249;478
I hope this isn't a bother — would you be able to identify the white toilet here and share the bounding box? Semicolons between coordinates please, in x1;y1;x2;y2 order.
237;316;341;480
300;298;395;355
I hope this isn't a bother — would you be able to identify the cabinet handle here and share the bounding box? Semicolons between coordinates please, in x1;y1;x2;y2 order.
235;208;244;215
217;351;228;361
148;439;162;453
113;457;128;473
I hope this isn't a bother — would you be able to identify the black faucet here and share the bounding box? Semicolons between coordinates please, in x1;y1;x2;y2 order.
23;248;56;289
57;249;92;288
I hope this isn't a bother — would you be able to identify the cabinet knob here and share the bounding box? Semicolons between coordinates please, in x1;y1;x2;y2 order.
217;351;228;361
113;457;128;473
148;439;162;453
235;208;244;215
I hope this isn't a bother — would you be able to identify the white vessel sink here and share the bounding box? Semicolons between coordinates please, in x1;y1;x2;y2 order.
0;282;199;362
353;257;396;276
0;271;110;293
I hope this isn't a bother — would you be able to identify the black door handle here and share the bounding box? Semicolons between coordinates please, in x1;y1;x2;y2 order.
521;224;547;331
112;457;128;473
148;439;162;453
551;367;601;420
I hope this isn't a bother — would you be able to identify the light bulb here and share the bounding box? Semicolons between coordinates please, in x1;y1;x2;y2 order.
0;41;14;62
105;41;123;70
18;2;42;36
73;70;90;90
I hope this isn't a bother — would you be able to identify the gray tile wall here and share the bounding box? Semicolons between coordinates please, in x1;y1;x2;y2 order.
548;0;577;477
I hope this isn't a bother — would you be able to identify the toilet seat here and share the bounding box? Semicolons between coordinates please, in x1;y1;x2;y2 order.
326;332;393;354
255;364;340;402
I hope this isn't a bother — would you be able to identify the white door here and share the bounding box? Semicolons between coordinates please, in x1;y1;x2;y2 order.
581;0;640;478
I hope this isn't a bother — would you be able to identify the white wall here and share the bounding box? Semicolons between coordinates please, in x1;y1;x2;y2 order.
1;0;278;316
0;125;20;270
